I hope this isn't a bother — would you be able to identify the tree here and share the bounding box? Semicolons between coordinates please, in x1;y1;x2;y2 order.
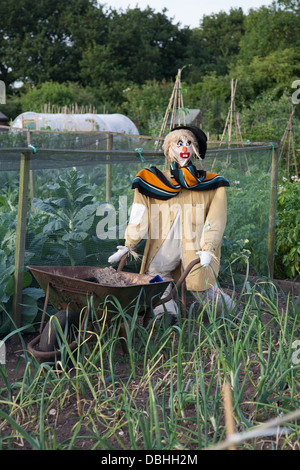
238;89;293;142
0;0;107;89
231;48;300;104
185;8;245;80
80;7;190;88
238;2;300;64
79;42;127;105
277;0;300;11
79;7;190;104
184;73;231;135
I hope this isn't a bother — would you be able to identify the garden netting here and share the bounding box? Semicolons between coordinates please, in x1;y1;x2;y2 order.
0;127;277;332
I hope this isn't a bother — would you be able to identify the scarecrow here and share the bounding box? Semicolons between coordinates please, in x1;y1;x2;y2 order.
108;126;234;317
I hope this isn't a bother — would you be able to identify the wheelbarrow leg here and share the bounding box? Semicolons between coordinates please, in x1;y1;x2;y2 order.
39;281;51;334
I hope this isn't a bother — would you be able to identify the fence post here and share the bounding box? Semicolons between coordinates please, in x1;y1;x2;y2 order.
27;131;36;202
12;151;31;328
106;134;113;202
267;144;279;279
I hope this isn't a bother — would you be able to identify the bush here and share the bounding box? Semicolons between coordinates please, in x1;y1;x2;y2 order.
275;175;300;279
19;81;99;114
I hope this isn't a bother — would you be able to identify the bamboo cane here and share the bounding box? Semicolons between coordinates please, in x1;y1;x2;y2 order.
223;382;236;450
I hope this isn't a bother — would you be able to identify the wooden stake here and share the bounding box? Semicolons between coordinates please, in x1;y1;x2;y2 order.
27;131;36;205
106;134;113;202
12;151;31;328
280;107;298;177
218;79;244;147
156;68;186;152
212;79;248;170
223;382;236;450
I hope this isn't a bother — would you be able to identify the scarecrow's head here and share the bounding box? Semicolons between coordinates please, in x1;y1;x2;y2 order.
162;126;207;167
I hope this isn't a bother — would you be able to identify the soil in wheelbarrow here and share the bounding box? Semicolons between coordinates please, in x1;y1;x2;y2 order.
84;266;131;286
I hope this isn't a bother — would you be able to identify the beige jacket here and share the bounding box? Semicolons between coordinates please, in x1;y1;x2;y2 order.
125;170;227;291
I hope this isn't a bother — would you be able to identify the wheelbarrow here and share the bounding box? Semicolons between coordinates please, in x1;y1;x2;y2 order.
26;257;201;361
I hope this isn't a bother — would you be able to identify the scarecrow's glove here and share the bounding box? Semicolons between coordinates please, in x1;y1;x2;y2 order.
108;246;129;264
196;250;211;267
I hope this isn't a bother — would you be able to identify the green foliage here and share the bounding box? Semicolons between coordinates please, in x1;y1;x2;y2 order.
275;176;300;279
0;167;126;336
238;89;294;142
1;1;300;449
221;162;272;275
187;8;246;79
1;0;300;142
0;184;44;336
29;169;102;266
231;48;300;103
0;0;299;287
0;248;44;336
79;42;128;106
238;4;300;63
80;7;190;87
1;279;300;449
220;237;251;279
19;82;99;114
0;0;106;86
120;80;174;134
184;73;230;135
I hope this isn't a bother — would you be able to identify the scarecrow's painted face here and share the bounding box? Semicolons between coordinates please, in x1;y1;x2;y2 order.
170;136;194;167
162;129;199;166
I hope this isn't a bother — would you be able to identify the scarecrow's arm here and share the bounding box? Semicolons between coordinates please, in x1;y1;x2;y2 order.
199;186;227;255
125;189;149;250
108;189;149;264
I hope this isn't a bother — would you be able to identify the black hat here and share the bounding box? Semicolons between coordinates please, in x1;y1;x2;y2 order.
170;125;207;159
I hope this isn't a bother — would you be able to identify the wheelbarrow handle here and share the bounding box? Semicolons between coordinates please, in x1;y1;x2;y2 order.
117;251;132;272
162;258;200;303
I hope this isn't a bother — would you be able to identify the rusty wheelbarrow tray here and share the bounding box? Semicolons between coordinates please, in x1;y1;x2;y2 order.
26;258;200;361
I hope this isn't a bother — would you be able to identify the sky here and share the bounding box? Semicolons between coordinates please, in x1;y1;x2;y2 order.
100;0;276;28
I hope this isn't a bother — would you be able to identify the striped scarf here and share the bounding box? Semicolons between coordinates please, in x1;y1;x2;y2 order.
132;162;229;200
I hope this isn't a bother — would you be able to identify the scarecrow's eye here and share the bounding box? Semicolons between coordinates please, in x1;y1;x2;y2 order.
177;140;183;147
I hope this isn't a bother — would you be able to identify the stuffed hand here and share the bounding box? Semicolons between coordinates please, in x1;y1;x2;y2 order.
108;246;129;264
196;250;211;267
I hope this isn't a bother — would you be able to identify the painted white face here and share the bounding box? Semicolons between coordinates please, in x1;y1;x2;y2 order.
170;137;194;167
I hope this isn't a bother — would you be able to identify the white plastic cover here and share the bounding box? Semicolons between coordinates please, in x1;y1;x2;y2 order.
11;112;139;135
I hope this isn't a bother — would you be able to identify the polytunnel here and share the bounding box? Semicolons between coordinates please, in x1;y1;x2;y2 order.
11;112;139;135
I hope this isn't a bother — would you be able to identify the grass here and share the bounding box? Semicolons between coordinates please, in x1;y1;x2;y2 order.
0;273;300;450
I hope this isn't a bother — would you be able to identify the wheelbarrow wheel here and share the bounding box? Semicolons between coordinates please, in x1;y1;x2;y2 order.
39;309;79;352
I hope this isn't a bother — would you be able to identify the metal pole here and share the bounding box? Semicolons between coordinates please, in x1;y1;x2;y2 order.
106;134;113;202
267;145;279;278
12;151;30;328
